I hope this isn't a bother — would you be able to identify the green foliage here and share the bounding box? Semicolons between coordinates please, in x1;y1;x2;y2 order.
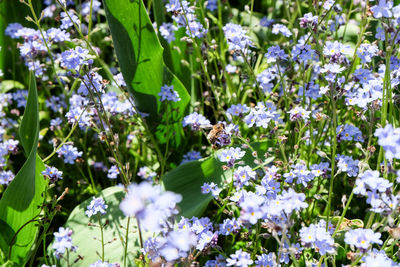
48;186;140;266
0;80;24;94
0;72;46;265
163;141;274;218
103;0;190;146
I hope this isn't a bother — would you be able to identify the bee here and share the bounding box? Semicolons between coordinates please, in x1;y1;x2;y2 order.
207;123;225;149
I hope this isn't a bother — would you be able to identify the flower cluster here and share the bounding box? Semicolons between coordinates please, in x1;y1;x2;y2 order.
52;227;77;259
120;182;182;233
299;220;335;255
85;197;108;218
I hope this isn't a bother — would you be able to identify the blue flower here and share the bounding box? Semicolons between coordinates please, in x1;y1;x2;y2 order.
181;150;201;165
218;147;245;167
371;0;393;18
42;166;63;183
60;10;80;29
336;124;364;142
107;165;119;179
57;144;83;164
272;24;292;37
85;197;108;218
219;218;241;235
120;182;182;233
344;228;382;252
52;227;77;259
206;0;217;11
0;170;15;185
137;166;156;180
158;84;181;102
300;221;335;255
255;253;275;267
336;154;359;177
88;260;118;267
226;249;253;267
60;46;92;72
182;112;211;131
159;23;177;43
223;23;253;53
374;124;400;160
201;182;221;197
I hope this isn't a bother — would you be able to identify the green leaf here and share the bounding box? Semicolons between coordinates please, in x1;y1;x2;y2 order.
48;187;141;266
0;72;46;265
103;0;190;146
162;141;274;218
0;80;25;94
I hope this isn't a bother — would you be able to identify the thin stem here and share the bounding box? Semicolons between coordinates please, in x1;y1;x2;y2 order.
123;217;131;267
97;214;105;262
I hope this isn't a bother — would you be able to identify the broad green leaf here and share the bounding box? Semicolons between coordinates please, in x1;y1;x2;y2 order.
103;0;191;146
0;72;46;265
162;141;274;218
0;80;25;94
48;186;141;266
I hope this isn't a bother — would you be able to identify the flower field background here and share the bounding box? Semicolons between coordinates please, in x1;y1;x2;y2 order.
0;0;400;266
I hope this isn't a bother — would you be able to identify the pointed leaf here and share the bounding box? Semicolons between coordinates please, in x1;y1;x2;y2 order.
103;0;190;146
0;72;46;265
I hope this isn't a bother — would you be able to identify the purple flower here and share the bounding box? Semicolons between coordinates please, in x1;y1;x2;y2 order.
57;144;83;164
5;23;23;38
159;84;180;102
42;166;63;183
85;197;108;217
265;45;287;63
107;165;120;179
226;249;253;267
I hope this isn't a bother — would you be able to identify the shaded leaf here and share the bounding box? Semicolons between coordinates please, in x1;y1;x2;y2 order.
48;186;141;266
